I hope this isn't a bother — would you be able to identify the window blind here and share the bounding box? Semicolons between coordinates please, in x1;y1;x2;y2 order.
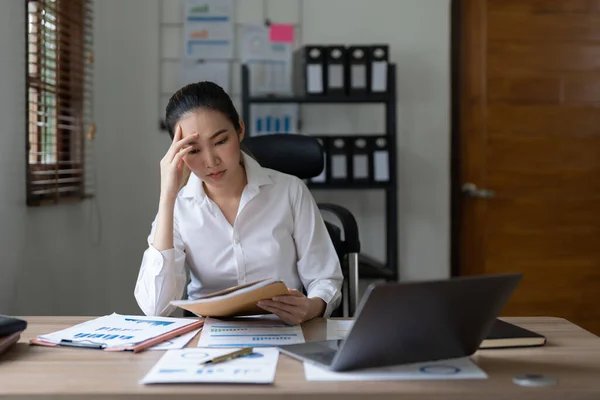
26;0;94;205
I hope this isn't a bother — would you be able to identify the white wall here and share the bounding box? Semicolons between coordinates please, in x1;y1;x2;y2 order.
0;0;449;316
301;0;451;282
0;0;163;316
0;0;27;314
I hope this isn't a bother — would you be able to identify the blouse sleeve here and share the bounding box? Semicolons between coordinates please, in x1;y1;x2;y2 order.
291;178;344;317
134;211;187;317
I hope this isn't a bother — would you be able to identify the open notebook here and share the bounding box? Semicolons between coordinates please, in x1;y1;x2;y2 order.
171;278;290;317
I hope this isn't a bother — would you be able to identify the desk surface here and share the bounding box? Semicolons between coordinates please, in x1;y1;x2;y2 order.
0;316;599;399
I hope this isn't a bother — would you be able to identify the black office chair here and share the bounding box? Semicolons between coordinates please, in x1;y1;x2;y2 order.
241;134;361;317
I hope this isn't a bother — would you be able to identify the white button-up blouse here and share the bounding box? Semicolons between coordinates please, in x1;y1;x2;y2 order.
134;152;343;318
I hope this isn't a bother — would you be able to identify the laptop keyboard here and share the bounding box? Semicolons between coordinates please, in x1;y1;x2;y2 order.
307;350;337;365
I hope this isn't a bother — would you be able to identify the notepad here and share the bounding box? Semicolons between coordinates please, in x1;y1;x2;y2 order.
325;319;546;349
480;319;547;349
171;278;290;318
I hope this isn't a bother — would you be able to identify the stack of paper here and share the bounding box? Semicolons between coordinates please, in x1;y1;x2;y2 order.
31;313;203;352
326;319;355;340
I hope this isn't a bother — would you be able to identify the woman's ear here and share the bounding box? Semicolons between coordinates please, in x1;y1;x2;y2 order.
237;120;246;142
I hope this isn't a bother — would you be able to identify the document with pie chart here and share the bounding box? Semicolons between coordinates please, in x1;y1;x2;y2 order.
140;347;279;384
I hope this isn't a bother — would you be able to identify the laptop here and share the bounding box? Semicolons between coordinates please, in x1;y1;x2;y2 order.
277;273;522;372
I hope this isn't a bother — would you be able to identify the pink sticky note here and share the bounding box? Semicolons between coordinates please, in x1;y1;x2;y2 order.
269;24;294;43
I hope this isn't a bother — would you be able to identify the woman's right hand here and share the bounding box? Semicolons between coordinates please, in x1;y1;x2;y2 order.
160;125;198;201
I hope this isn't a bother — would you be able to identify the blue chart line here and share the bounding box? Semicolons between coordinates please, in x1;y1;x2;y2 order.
197;368;227;375
187;16;230;22
159;369;187;374
251;336;294;341
180;352;209;359
124;318;174;327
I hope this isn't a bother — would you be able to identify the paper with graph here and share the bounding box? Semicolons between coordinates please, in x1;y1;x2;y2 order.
197;316;305;348
140;347;280;384
36;313;197;349
303;357;487;381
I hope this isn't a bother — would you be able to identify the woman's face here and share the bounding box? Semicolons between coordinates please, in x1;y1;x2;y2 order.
178;108;245;188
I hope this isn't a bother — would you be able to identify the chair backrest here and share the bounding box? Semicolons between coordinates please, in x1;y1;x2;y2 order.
241;134;324;179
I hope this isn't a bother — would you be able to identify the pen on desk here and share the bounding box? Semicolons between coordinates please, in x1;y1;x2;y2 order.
59;339;106;350
199;347;253;365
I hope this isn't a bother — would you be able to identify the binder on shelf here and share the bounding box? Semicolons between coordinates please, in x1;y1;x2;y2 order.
369;45;389;93
293;45;326;96
351;137;370;183
330;137;349;182
372;136;390;182
347;46;369;95
325;46;348;95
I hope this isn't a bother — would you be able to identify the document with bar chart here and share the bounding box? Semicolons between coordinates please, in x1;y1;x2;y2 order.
197;316;305;348
36;313;197;349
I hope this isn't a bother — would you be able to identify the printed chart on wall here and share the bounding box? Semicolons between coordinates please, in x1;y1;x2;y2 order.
241;23;299;135
180;59;230;94
183;0;234;60
241;24;293;94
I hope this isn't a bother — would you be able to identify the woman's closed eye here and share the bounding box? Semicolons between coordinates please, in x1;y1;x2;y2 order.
215;137;228;146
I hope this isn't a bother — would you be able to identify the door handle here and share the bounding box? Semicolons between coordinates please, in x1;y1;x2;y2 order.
462;182;495;199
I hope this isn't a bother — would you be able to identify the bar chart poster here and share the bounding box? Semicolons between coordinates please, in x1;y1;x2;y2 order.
183;0;234;60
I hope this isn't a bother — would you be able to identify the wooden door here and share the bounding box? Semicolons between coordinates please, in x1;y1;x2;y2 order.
455;0;600;335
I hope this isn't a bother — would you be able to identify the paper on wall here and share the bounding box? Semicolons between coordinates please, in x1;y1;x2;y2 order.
183;0;234;60
180;59;230;92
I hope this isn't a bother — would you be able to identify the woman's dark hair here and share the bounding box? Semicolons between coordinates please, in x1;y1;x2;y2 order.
165;81;241;139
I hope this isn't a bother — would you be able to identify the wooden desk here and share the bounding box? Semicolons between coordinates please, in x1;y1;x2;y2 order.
0;316;599;399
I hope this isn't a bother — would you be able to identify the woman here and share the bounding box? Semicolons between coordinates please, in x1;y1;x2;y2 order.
134;81;343;325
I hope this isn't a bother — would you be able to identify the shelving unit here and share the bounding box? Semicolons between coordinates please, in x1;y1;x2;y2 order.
240;64;398;281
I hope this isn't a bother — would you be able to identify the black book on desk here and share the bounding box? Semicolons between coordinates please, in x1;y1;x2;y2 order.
480;319;547;349
0;315;27;356
0;315;27;337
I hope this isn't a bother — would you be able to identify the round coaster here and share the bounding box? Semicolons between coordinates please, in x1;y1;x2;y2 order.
513;374;558;387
